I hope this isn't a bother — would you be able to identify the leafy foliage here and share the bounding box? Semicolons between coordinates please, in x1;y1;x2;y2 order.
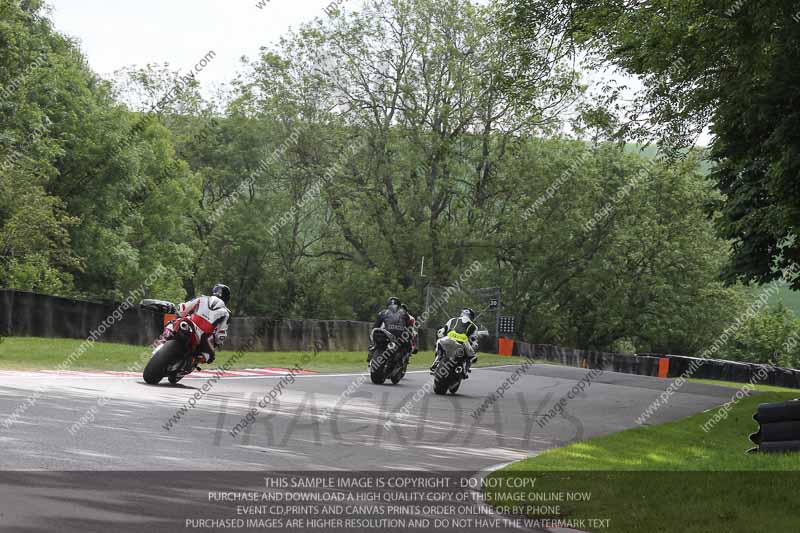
503;0;800;290
726;303;800;368
2;0;795;363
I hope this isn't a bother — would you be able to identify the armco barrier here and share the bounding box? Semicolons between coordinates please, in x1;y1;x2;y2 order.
511;342;800;389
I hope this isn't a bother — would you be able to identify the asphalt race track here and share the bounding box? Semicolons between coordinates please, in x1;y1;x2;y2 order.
0;363;734;532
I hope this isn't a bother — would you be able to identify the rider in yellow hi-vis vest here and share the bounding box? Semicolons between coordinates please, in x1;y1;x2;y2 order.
432;308;479;377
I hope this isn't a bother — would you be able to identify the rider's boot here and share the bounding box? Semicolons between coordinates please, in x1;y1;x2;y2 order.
430;353;441;373
463;355;478;378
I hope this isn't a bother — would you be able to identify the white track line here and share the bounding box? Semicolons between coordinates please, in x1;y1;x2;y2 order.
0;364;524;380
472;462;588;533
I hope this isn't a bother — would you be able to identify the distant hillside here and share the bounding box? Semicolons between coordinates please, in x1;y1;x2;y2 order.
771;284;800;316
624;144;715;175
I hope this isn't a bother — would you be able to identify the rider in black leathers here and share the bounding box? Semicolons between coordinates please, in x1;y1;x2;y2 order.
369;297;413;361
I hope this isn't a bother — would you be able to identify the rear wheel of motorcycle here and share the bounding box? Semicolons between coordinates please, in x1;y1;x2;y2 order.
433;376;449;395
392;352;412;385
143;340;183;385
167;372;182;385
449;382;460;394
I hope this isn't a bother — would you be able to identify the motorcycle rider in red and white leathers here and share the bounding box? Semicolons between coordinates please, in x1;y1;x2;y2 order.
169;284;231;365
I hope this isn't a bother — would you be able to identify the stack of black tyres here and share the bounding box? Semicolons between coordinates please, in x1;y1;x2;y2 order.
749;399;800;453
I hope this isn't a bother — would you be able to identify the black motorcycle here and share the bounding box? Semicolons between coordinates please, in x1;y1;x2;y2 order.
431;335;472;395
140;299;204;385
368;328;411;385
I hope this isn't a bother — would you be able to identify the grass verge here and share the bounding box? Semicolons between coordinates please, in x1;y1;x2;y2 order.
484;392;800;532
0;337;518;373
688;377;798;393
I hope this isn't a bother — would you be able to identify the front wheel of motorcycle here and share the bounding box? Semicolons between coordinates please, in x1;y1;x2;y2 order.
370;368;386;384
370;357;386;384
167;372;183;385
143;339;184;385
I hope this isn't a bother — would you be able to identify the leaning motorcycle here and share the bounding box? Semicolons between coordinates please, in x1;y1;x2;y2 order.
368;327;411;385
432;333;473;395
140;299;204;385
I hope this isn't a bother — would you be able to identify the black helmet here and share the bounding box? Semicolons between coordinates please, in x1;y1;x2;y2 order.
461;307;475;320
212;284;231;306
387;296;401;307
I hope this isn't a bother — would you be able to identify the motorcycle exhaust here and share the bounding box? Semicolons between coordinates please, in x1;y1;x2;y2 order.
179;321;191;332
388;342;396;350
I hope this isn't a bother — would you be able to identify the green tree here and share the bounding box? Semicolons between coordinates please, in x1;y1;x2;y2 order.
1;0;199;300
0;0;80;293
502;0;800;290
726;304;800;368
496;139;743;353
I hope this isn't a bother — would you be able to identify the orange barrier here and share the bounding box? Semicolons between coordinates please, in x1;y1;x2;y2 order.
163;313;177;326
658;357;670;378
498;337;514;356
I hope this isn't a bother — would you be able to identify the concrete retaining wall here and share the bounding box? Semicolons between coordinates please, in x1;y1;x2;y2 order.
0;289;163;346
0;289;436;354
226;318;436;353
